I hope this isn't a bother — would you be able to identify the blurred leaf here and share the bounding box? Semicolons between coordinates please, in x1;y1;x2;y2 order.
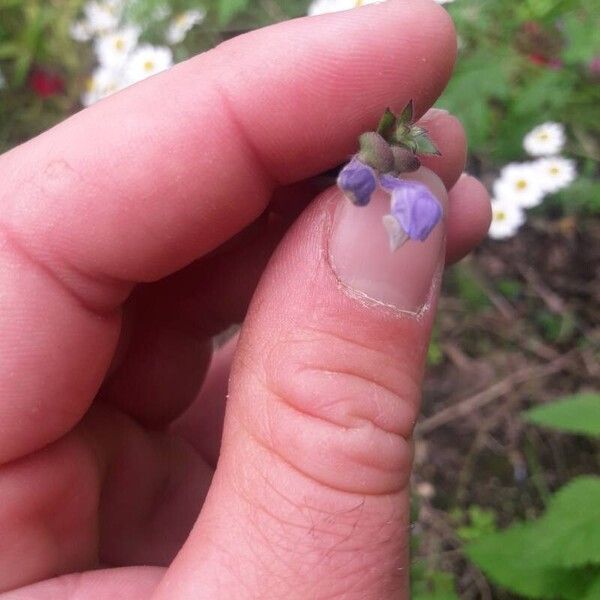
583;575;600;600
448;265;491;312
217;0;250;25
525;393;600;437
562;12;600;63
457;506;497;542
412;567;459;600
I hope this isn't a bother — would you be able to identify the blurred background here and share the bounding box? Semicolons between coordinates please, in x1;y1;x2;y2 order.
0;0;598;598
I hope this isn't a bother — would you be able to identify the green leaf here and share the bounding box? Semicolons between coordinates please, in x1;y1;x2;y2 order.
537;477;600;568
525;393;600;437
466;523;598;599
467;476;600;598
217;0;251;26
583;575;600;600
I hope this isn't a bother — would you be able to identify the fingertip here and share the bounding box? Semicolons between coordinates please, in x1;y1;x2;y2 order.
446;174;492;264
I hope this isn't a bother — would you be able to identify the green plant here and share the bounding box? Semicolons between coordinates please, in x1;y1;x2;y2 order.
464;391;600;598
525;392;600;437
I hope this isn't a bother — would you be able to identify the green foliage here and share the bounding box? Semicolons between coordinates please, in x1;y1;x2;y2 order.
466;476;600;599
411;564;460;600
447;265;491;313
216;0;250;26
525;392;600;437
439;0;600;171
455;506;497;543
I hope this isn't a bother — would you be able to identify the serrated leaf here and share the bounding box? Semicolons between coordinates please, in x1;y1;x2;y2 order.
467;476;600;598
376;108;396;141
466;523;598;599
537;477;600;568
525;393;600;437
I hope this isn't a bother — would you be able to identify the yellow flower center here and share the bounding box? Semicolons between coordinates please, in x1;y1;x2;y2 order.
355;0;365;6
176;13;188;25
549;166;560;176
494;210;507;222
85;78;95;92
537;132;549;141
144;60;155;72
515;179;528;190
114;38;125;51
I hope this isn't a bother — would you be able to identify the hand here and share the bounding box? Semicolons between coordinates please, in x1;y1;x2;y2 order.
0;2;490;598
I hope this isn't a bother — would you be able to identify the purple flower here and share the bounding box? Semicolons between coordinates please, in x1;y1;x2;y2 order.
337;157;377;206
380;175;443;243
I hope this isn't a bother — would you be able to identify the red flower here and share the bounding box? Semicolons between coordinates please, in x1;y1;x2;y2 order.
29;68;65;98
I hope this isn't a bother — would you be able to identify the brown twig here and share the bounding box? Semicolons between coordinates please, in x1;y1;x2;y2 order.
417;354;572;435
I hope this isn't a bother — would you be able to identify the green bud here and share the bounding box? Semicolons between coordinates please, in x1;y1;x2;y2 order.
391;146;421;173
357;132;395;173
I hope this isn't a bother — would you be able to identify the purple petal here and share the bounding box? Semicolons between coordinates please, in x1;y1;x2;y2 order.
337;157;377;206
389;179;443;241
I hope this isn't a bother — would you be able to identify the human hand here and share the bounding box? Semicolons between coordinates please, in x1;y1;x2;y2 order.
0;1;490;598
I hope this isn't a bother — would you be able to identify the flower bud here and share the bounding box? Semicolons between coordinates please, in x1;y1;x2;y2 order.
357;132;395;173
337;157;377;207
391;146;421;173
380;175;443;242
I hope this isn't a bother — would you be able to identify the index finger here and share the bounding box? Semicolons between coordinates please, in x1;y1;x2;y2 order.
0;0;455;294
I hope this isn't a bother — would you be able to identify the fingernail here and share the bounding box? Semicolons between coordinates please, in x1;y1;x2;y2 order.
328;168;447;313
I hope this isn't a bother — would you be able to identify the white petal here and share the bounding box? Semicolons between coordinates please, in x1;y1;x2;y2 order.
382;215;409;252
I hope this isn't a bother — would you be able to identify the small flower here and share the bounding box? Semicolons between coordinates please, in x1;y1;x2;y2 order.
308;0;379;16
81;65;124;106
337;157;378;206
29;68;65;99
533;157;577;193
70;20;93;42
381;175;443;247
124;45;173;85
83;0;122;34
523;122;565;156
95;26;140;68
493;163;545;209
488;197;526;240
166;9;206;44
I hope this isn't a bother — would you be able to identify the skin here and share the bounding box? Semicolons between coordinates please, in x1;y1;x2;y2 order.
0;1;491;598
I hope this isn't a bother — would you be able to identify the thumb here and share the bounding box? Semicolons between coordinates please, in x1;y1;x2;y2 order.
155;168;447;600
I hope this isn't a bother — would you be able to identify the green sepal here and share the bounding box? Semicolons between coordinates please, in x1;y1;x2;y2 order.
397;100;415;126
376;108;397;142
411;131;441;156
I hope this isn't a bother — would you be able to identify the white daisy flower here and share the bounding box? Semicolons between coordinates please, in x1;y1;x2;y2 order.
533;157;577;194
166;9;206;44
493;162;546;209
523;122;565;157
83;0;122;34
70;20;93;42
124;45;173;85
94;26;140;68
488;197;526;240
308;0;380;16
81;65;126;106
